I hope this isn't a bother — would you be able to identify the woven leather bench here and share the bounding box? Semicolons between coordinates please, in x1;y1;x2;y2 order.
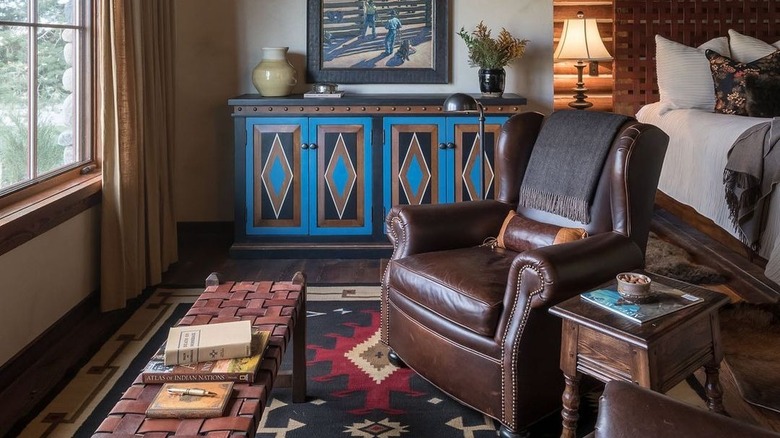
93;273;307;437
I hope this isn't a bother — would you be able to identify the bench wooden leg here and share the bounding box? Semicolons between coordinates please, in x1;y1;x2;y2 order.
292;271;307;403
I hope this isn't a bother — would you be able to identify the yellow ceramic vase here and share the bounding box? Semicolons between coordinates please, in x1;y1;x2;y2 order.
252;47;297;97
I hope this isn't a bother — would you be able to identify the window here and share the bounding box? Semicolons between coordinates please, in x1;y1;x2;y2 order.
0;0;92;197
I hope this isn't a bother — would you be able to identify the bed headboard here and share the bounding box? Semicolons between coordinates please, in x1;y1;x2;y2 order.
613;0;780;116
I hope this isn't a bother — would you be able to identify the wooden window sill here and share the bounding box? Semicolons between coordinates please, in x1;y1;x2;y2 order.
0;174;102;257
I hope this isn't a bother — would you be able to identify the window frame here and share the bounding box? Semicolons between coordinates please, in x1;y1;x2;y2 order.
0;0;99;257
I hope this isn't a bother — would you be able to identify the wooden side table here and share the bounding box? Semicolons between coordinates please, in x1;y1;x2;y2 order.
549;273;730;438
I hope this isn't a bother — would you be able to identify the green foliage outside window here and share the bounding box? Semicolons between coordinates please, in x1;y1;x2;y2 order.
0;0;74;189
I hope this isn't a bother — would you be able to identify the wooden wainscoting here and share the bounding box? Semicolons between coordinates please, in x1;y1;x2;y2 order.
553;0;615;111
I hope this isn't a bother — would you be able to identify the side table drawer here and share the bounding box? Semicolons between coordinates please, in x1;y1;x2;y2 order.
575;326;634;382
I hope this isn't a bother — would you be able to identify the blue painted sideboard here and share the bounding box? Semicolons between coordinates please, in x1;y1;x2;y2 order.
229;93;527;258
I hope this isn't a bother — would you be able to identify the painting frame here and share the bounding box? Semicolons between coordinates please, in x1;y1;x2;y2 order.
306;0;449;84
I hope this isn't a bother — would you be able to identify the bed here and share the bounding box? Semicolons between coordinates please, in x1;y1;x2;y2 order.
612;0;780;287
636;103;780;285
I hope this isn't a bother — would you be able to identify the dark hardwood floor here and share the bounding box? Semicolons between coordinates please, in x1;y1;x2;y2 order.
2;208;778;436
163;223;386;287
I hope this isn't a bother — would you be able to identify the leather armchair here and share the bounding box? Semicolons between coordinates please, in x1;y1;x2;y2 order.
587;380;780;437
381;111;669;436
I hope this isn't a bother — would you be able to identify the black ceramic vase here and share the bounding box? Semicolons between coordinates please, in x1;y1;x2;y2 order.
478;68;505;98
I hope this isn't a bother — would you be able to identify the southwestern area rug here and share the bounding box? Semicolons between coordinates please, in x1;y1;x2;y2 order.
22;287;599;438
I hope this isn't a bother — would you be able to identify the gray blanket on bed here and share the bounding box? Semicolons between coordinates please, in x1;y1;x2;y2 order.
724;117;780;251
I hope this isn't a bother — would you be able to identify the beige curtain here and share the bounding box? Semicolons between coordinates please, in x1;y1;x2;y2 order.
96;0;178;311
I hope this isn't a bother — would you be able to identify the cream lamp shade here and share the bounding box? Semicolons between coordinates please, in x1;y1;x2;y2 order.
554;13;612;61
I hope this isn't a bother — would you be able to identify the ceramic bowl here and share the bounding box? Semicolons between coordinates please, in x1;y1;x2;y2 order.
312;83;338;94
616;272;653;303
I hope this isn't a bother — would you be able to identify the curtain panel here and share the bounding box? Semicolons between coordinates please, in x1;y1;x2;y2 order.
96;0;177;311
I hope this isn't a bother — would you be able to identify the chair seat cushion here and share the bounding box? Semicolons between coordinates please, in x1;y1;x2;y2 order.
387;246;516;337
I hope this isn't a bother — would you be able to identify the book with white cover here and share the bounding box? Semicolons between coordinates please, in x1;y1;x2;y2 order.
164;320;252;366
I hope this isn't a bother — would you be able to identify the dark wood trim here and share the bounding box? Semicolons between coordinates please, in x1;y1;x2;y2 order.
0;287;152;437
655;190;765;266
0;174;102;257
653;209;779;303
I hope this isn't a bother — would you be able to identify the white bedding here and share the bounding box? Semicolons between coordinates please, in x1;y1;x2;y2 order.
637;102;780;286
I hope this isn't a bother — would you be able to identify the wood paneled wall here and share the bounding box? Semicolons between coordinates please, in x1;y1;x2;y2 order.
553;1;615;111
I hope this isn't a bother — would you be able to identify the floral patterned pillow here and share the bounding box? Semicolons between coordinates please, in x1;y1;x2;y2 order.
705;49;780;115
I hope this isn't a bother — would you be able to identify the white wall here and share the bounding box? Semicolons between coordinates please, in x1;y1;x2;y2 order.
0;208;100;365
174;0;554;222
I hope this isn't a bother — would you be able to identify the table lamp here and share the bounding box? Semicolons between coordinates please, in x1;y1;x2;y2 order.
553;11;612;109
443;93;485;199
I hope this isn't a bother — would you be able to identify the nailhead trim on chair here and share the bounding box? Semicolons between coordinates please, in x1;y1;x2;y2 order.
500;264;545;431
616;126;641;237
382;215;405;345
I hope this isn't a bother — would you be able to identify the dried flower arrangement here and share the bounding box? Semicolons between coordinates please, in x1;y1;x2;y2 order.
457;21;529;70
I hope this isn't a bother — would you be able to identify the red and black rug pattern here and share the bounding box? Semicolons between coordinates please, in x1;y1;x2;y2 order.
258;301;502;437
259;301;598;437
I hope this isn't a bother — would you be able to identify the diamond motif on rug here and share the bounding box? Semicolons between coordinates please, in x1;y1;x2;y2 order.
346;329;398;384
309;309;425;415
344;418;409;437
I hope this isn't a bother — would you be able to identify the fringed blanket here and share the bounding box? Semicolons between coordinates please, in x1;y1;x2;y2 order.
724;117;780;251
518;110;629;223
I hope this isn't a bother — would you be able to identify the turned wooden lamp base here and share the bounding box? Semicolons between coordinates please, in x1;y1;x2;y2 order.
568;61;593;110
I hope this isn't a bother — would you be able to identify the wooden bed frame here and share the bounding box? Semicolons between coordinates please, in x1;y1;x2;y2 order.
612;0;780;264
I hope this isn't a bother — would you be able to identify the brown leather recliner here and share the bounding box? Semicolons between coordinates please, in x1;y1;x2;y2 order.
381;111;669;436
588;380;780;437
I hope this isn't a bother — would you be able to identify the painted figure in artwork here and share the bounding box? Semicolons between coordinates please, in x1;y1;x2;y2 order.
384;9;402;55
320;1;433;70
361;0;377;39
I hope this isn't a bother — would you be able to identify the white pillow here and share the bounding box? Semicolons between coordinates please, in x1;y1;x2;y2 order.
728;29;780;63
655;35;730;114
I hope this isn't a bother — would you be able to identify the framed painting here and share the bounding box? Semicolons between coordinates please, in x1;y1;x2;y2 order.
306;0;449;84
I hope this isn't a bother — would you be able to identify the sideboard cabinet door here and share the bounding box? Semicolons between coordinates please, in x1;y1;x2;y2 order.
244;117;373;237
245;117;308;236
447;116;508;202
383;117;446;212
309;118;372;236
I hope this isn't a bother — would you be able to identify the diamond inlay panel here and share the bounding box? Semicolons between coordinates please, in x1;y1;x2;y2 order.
325;134;357;219
462;134;482;201
399;133;432;206
261;134;294;219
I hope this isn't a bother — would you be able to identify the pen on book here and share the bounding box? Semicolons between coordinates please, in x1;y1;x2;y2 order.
167;387;216;397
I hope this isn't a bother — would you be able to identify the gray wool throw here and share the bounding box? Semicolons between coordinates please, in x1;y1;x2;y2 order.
518;110;629;223
724;117;780;251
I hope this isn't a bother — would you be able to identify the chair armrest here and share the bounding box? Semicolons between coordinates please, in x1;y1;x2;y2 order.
506;231;644;310
494;231;644;348
385;200;512;259
593;381;780;438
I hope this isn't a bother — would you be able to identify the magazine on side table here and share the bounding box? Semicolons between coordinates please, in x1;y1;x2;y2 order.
581;282;704;324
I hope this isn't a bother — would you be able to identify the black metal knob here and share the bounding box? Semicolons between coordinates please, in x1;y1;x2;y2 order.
301;143;309;149
309;143;318;150
438;143;447;149
447;142;456;149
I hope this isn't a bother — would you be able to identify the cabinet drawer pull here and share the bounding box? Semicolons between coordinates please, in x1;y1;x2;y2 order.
447;142;456;149
438;143;447;149
309;143;318;149
301;143;309;149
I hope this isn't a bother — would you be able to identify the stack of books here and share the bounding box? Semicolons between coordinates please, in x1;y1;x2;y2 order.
143;320;270;418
